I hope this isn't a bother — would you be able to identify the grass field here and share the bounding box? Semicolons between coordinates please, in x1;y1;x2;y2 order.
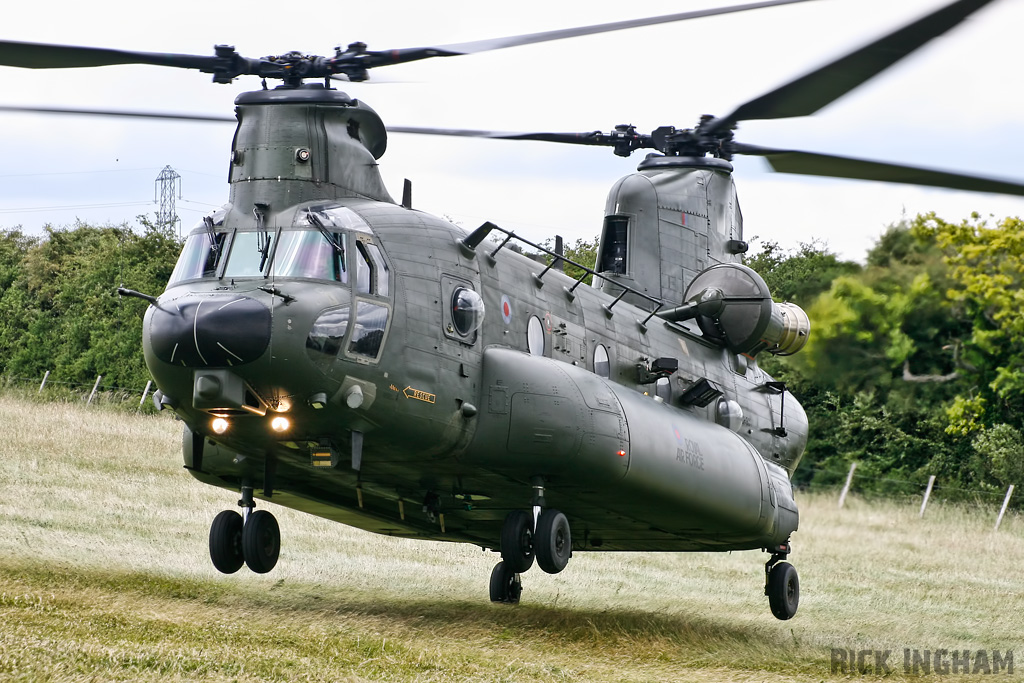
1;394;1022;682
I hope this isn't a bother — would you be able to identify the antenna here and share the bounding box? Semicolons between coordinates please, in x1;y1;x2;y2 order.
154;165;182;234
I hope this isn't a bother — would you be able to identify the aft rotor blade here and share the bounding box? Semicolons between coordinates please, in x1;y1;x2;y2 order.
0;104;235;123
364;0;818;67
387;125;611;145
734;142;1024;196
387;125;656;156
707;0;999;133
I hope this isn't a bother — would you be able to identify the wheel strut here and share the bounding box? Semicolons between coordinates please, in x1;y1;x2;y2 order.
764;541;799;620
531;476;546;529
238;482;255;523
763;542;790;594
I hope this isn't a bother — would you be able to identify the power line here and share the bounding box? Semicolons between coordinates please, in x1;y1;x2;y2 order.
0;168;154;179
0;201;152;214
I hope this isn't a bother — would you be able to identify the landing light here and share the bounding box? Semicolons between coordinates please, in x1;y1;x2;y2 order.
271;416;291;433
211;417;230;435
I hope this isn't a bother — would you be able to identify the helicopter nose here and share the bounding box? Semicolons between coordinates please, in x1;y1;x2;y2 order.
148;295;272;367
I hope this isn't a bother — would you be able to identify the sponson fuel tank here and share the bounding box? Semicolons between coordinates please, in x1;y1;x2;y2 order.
465;348;797;548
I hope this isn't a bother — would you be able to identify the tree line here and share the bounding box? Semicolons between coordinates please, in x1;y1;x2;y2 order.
746;213;1024;499
1;213;1022;500
0;219;180;393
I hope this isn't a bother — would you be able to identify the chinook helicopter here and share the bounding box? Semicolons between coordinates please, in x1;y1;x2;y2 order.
3;0;1024;621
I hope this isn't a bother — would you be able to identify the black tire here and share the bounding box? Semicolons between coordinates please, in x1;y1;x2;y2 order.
534;509;571;574
209;509;245;574
488;561;522;604
242;510;281;574
500;510;535;573
767;561;799;620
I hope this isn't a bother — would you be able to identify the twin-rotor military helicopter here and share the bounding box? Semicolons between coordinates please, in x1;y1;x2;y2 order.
3;0;1023;620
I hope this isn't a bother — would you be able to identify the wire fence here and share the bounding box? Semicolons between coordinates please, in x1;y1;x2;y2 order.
1;372;1019;528
1;372;157;412
799;461;1018;529
799;465;1014;504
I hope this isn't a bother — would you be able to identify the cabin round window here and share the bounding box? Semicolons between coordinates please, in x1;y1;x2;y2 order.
593;344;610;378
716;399;744;432
451;287;485;336
527;315;545;356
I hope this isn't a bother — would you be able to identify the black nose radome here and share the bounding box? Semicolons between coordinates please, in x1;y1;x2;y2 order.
149;295;271;367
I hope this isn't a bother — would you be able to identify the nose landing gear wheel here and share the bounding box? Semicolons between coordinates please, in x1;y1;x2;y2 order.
500;510;535;573
489;560;522;604
242;509;281;574
534;509;571;574
209;509;245;574
766;561;799;620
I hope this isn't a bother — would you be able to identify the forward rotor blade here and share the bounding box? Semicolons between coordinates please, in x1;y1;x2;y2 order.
0;104;235;123
733;142;1024;196
707;0;999;132
0;40;222;70
363;0;818;68
437;0;817;53
2;3;816;82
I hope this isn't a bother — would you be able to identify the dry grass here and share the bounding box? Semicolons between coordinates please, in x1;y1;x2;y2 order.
1;394;1022;681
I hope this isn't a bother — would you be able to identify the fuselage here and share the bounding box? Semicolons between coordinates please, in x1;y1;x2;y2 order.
141;83;806;556
145;196;805;553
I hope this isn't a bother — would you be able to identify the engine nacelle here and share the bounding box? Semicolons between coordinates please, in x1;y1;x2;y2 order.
682;263;810;357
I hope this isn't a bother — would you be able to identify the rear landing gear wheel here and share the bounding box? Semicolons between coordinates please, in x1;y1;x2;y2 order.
489;560;522;604
209;509;245;574
767;561;799;620
500;510;535;573
242;509;280;574
535;509;571;574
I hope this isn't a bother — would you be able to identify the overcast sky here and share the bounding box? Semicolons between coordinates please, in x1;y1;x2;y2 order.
1;0;1022;262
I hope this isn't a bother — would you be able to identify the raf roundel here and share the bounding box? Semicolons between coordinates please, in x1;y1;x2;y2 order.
501;294;512;325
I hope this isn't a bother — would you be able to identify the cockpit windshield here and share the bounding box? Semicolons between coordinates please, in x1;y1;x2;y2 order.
271;230;347;282
223;230;274;278
168;231;226;285
168;204;378;286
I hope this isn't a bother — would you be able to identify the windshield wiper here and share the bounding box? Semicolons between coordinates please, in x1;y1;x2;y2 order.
307;211;346;273
254;204;271;273
202;215;222;270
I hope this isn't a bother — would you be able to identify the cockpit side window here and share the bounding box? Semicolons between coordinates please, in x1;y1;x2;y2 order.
355;242;372;294
365;243;390;296
353;240;391;296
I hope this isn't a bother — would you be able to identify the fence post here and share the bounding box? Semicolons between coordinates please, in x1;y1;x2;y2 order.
995;484;1015;531
87;375;103;405
140;380;153;407
838;462;857;508
39;370;50;393
920;475;936;518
